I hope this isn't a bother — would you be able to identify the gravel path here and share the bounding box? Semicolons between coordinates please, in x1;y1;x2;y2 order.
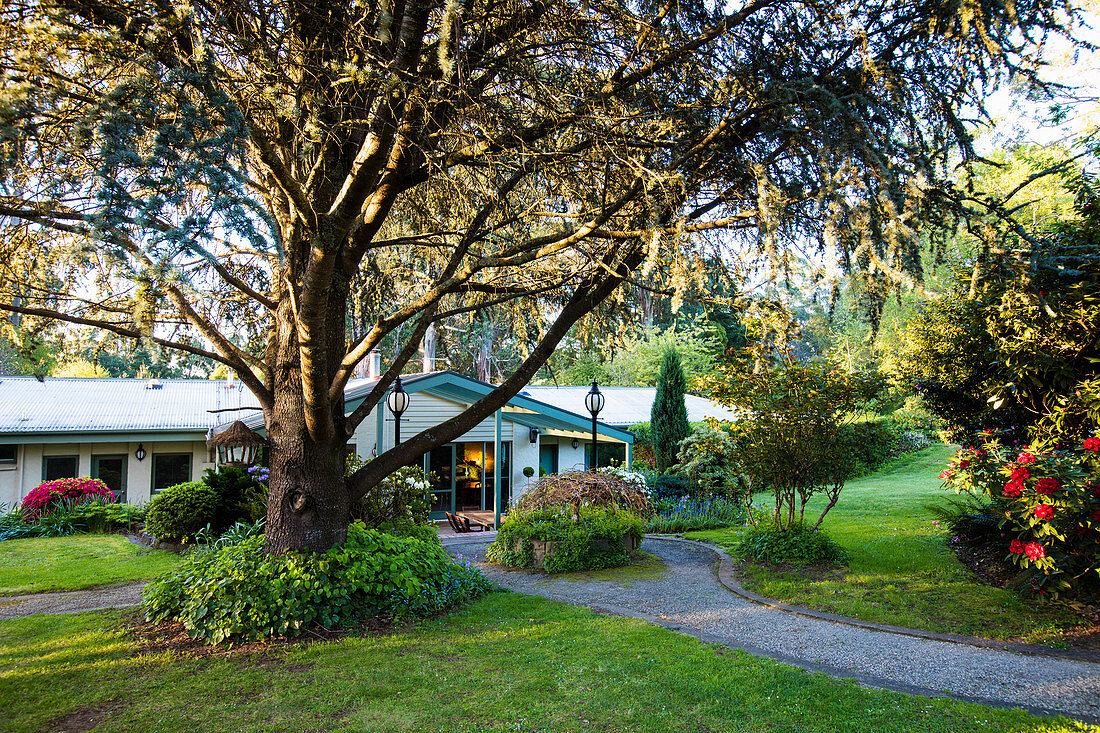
445;535;1100;724
0;582;145;620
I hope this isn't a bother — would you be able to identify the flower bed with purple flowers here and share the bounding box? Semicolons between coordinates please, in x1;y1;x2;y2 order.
940;432;1100;600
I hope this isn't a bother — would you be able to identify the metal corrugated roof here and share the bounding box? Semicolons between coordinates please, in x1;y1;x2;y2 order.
520;386;739;427
0;377;261;434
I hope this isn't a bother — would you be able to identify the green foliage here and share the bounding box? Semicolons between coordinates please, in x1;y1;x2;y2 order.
487;506;644;573
674;423;745;497
143;481;220;543
898;205;1100;444
201;467;267;524
645;497;746;533
0;498;145;541
353;464;432;529
834;419;901;480
143;522;491;644
940;434;1100;600
651;346;691;472
699;342;883;532
736;522;850;566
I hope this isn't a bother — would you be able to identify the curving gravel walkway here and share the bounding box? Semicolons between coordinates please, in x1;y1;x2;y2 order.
0;582;145;620
444;535;1100;724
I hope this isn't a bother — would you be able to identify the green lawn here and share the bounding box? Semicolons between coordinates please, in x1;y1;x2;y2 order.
0;536;183;595
0;592;1093;732
686;446;1085;645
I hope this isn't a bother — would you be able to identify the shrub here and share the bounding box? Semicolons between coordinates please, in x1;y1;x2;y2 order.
675;423;745;498
354;464;432;528
0;498;145;540
647;472;691;501
487;506;644;573
940;433;1100;599
834;419;901;479
516;469;653;517
645;496;746;533
736;522;850;566
201;467;267;526
698;344;883;532
143;522;492;644
20;477;114;519
144;481;220;542
925;495;1003;549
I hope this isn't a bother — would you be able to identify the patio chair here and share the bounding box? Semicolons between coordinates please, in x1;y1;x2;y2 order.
445;511;484;533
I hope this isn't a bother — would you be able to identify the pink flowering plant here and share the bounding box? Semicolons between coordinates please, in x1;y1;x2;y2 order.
20;477;115;520
940;431;1100;599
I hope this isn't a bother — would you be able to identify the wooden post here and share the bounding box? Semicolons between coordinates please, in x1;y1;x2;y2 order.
494;409;502;529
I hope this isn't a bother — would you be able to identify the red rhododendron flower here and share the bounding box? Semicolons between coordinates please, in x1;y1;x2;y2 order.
1009;540;1025;554
20;477;114;519
939;469;954;479
1003;480;1024;497
1033;504;1054;520
1035;477;1061;495
1016;452;1036;464
1024;542;1046;560
1084;436;1100;452
959;459;970;469
1010;466;1031;481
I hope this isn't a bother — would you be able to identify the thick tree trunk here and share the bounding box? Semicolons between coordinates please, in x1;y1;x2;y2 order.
264;389;351;553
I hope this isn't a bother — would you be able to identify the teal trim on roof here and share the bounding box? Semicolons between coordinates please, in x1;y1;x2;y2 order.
0;431;208;445
344;371;634;443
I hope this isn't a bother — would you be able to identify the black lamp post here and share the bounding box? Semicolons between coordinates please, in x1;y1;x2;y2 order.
386;376;411;446
584;380;605;470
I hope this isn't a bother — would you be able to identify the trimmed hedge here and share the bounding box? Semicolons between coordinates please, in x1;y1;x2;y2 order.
143;481;220;542
143;522;492;644
486;506;644;573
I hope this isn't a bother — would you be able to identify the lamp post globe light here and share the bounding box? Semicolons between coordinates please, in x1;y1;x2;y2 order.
387;376;411;446
207;420;267;468
585;381;605;471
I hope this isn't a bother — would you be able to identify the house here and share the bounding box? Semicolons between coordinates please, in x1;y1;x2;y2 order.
0;372;638;521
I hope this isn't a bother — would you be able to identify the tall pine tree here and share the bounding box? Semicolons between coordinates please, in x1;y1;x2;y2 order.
651;347;691;472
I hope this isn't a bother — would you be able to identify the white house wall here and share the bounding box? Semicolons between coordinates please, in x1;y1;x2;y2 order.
0;439;213;506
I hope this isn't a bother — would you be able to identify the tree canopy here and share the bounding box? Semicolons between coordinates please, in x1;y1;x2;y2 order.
0;0;1081;551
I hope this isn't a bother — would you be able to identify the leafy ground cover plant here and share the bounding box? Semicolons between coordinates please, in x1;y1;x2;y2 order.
20;477;114;519
0;498;145;541
940;432;1100;600
143;522;491;644
487;506;644;573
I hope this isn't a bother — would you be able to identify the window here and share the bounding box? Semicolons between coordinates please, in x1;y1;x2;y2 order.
92;455;128;502
152;453;192;494
0;445;16;465
42;455;79;481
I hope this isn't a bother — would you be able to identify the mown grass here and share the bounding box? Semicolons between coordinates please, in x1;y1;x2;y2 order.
0;593;1093;732
0;536;182;595
687;446;1084;645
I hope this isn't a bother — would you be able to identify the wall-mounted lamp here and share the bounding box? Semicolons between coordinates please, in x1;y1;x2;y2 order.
571;438;579;449
529;427;539;444
134;443;147;461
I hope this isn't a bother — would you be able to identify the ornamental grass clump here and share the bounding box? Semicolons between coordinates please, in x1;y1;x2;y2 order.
143;521;492;644
940;432;1100;600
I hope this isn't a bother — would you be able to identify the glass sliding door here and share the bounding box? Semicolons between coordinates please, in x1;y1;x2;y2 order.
426;445;455;518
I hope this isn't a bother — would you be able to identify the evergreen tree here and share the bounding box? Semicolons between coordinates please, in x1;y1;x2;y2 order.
651;347;691;472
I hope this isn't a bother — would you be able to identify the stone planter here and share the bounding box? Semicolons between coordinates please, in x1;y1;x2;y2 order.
530;533;641;571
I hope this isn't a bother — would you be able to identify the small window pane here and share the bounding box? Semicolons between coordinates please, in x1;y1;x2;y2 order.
43;455;79;481
152;453;192;493
0;445;16;464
